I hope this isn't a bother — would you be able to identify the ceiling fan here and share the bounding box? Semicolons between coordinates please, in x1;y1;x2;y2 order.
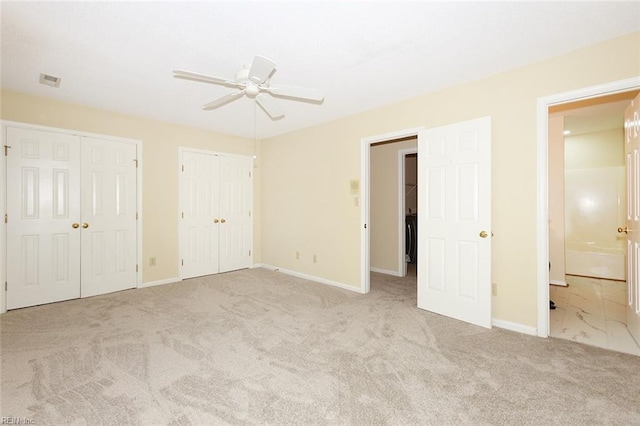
173;55;324;119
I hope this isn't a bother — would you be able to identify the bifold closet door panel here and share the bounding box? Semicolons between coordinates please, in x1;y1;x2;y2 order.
80;136;138;298
180;151;220;279
6;128;82;309
218;155;252;273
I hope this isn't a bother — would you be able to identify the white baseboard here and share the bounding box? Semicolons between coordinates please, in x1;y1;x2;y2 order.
139;277;179;289
550;280;568;286
259;264;364;294
370;267;402;276
492;319;538;336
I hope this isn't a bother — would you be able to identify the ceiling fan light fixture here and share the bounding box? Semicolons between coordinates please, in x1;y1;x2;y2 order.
245;84;260;98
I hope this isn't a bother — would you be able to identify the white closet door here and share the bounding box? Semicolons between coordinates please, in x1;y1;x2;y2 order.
80;137;138;297
181;151;220;279
219;155;253;273
6;128;81;309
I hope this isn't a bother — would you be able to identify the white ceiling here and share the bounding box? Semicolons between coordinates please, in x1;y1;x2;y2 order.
2;1;640;139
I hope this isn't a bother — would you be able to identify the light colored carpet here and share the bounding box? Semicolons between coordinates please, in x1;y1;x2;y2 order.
1;268;639;425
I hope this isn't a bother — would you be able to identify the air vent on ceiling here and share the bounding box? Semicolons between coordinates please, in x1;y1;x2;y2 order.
39;73;61;88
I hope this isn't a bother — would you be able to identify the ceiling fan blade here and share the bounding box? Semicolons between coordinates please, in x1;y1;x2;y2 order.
248;56;276;84
268;84;324;102
202;90;245;110
173;70;240;88
255;93;284;119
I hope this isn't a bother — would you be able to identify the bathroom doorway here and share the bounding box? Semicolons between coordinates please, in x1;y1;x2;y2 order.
547;89;640;355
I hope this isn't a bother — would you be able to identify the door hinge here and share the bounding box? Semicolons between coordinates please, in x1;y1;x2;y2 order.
136;212;138;220
181;212;184;219
181;259;184;266
4;145;11;156
249;250;251;256
4;214;7;224
134;159;138;168
136;264;139;272
364;224;367;229
249;211;251;217
249;171;251;178
4;282;7;291
182;165;184;172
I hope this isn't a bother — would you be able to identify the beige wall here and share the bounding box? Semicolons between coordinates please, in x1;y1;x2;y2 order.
370;139;417;273
260;32;640;327
565;128;625;169
0;90;260;283
548;114;566;284
564;128;625;248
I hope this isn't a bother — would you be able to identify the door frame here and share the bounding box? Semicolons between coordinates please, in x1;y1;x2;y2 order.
0;120;143;314
360;127;424;293
398;147;418;277
177;146;254;280
536;77;640;337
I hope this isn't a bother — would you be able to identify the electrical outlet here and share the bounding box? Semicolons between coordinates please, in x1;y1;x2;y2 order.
296;251;300;260
492;283;497;296
149;257;157;267
313;254;317;263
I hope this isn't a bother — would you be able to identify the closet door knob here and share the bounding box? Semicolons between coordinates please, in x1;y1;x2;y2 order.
72;223;80;229
220;219;226;224
82;223;89;229
214;219;219;224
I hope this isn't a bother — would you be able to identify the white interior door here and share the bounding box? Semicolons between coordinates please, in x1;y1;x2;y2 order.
6;128;81;309
417;116;492;328
181;151;220;278
80;137;138;297
625;94;640;345
218;155;253;273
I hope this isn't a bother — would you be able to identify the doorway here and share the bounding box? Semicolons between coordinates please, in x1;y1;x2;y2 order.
537;77;640;342
361;117;492;328
547;92;640;355
369;138;418;278
360;127;423;294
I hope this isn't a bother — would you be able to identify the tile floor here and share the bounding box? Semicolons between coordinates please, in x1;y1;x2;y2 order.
550;275;640;356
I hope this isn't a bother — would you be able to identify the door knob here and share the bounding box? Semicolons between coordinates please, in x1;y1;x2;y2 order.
214;219;219;224
72;223;80;229
220;219;226;224
618;226;628;234
82;223;89;229
479;230;488;238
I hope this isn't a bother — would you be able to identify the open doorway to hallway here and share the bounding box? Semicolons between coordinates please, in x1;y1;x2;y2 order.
369;137;417;281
